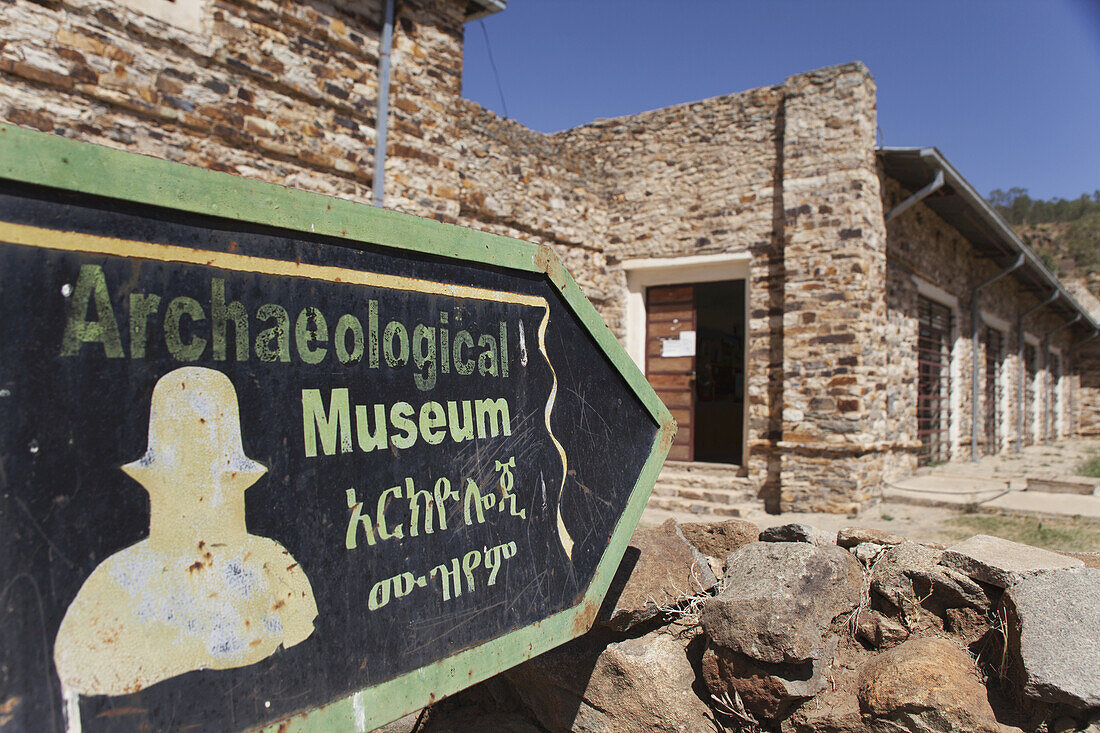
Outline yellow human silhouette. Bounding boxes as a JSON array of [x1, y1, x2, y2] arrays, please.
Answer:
[[54, 367, 318, 697]]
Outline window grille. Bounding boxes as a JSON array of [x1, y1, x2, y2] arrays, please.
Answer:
[[917, 296, 953, 465], [983, 327, 1002, 455]]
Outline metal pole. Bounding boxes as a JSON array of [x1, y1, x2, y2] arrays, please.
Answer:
[[1016, 291, 1059, 453], [970, 255, 1023, 461], [372, 0, 395, 208], [886, 170, 944, 223]]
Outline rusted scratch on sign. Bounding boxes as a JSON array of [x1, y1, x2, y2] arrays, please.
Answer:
[[0, 695, 22, 727], [0, 574, 59, 733], [571, 599, 601, 636], [534, 244, 568, 292], [659, 414, 678, 452], [13, 497, 77, 569]]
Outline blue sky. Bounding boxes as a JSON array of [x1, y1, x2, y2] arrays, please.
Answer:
[[462, 1, 1100, 202]]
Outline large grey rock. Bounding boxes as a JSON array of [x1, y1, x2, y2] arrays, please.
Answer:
[[760, 522, 836, 546], [781, 693, 864, 733], [704, 542, 862, 664], [1000, 567, 1100, 709], [702, 637, 837, 721], [598, 518, 717, 631], [782, 633, 877, 733], [837, 526, 907, 549], [857, 637, 1000, 733], [870, 541, 990, 621], [679, 518, 760, 560], [940, 534, 1083, 588], [854, 542, 887, 566], [855, 609, 909, 649], [505, 630, 714, 733]]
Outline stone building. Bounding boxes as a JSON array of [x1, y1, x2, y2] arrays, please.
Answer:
[[3, 0, 1097, 513]]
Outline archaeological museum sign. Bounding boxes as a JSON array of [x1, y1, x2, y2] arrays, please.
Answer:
[[0, 124, 673, 731]]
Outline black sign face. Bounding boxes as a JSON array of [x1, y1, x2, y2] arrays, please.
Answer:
[[0, 180, 661, 731]]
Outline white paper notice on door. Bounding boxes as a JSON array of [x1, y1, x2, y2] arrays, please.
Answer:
[[660, 330, 696, 358]]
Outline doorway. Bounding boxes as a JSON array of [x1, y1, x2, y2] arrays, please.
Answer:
[[645, 280, 745, 464]]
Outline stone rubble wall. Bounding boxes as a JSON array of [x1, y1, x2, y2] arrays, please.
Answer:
[[555, 82, 787, 506], [0, 0, 629, 325], [528, 64, 1092, 510], [452, 102, 621, 331], [556, 81, 789, 506], [397, 518, 1100, 733]]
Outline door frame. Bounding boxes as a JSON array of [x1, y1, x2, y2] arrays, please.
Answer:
[[622, 253, 751, 465]]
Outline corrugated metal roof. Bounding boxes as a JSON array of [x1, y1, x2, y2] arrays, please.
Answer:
[[878, 146, 1098, 337], [465, 0, 506, 21]]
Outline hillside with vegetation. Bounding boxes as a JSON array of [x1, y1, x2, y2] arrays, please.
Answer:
[[988, 188, 1100, 301]]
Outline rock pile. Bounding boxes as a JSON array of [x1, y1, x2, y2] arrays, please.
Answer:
[[387, 519, 1100, 733]]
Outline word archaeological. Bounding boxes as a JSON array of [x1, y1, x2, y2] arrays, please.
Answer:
[[59, 265, 512, 391]]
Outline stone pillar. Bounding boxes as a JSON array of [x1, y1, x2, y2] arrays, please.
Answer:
[[775, 63, 890, 512]]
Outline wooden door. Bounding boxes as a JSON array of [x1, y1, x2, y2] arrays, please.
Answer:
[[646, 285, 695, 460]]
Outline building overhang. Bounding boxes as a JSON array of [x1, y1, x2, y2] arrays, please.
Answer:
[[878, 146, 1099, 337], [464, 0, 506, 21]]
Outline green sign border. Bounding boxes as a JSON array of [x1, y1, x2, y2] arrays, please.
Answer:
[[0, 123, 675, 731]]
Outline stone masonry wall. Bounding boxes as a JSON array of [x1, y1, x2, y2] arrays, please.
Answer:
[[544, 63, 891, 513], [452, 102, 620, 330], [882, 173, 1079, 471], [0, 0, 466, 221], [554, 82, 787, 505]]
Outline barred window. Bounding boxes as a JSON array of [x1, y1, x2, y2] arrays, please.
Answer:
[[917, 296, 953, 465]]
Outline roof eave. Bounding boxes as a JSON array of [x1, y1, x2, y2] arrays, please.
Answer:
[[464, 0, 506, 21], [878, 146, 1100, 335]]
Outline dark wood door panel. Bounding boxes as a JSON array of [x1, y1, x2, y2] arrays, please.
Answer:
[[647, 284, 695, 461]]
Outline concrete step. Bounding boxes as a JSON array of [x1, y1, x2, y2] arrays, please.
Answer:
[[653, 461, 757, 515], [656, 460, 754, 492], [650, 483, 752, 505], [646, 494, 747, 518]]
